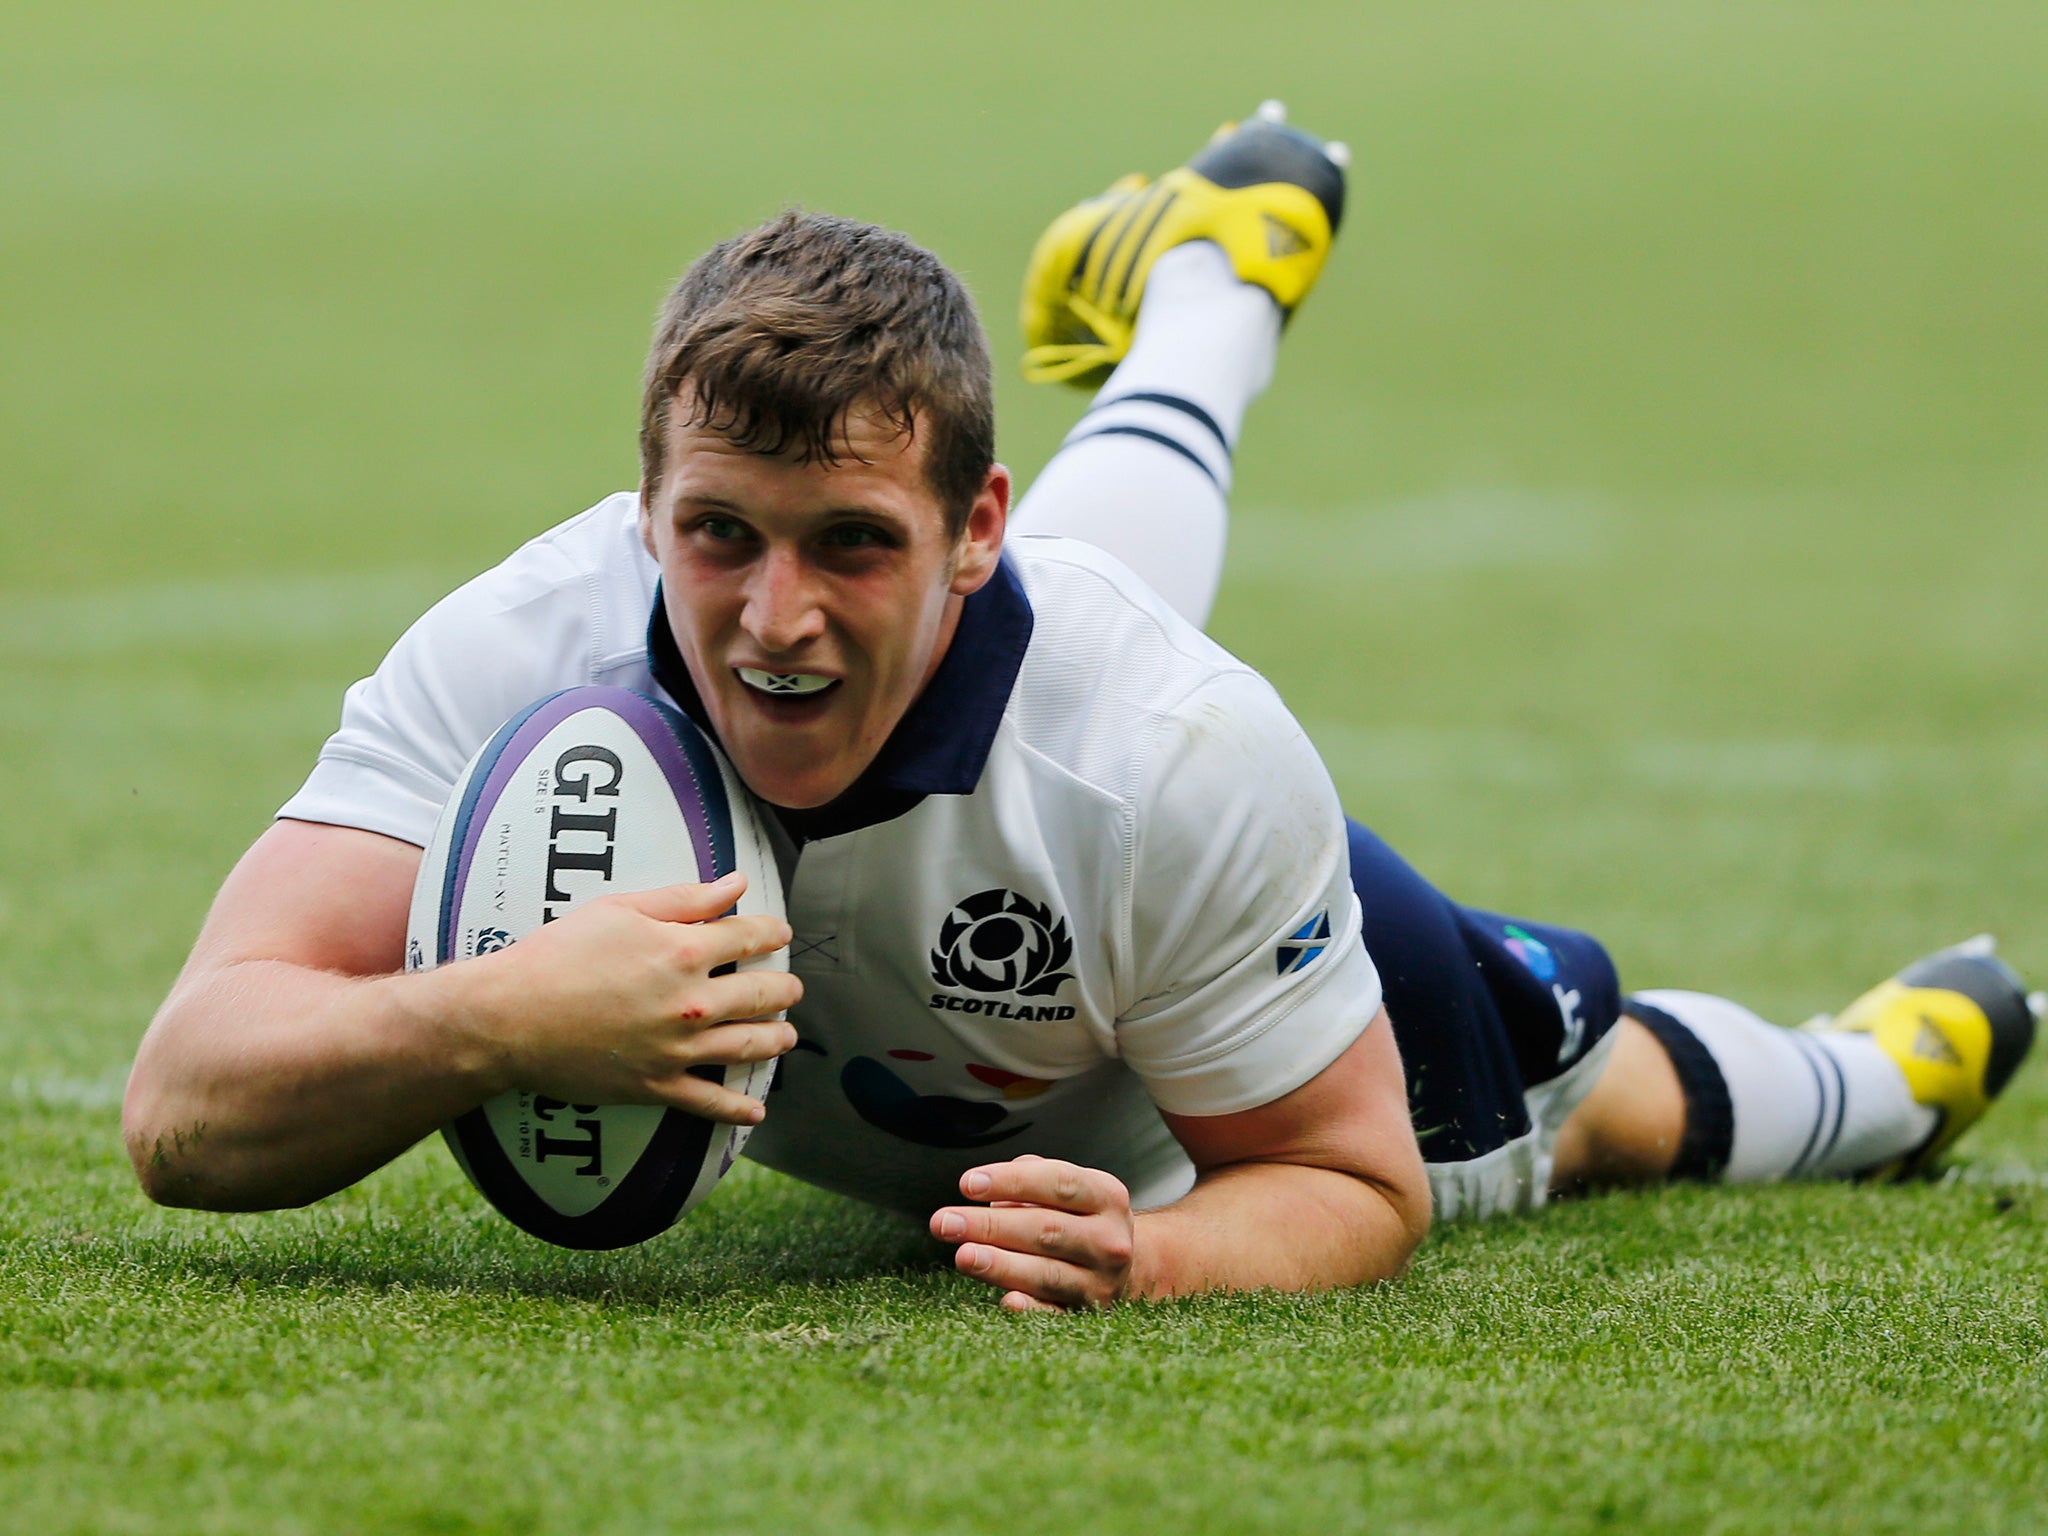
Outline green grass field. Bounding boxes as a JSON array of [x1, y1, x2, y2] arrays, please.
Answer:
[[5, 3, 2046, 1531]]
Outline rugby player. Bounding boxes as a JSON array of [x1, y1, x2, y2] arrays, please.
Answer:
[[125, 106, 2039, 1311]]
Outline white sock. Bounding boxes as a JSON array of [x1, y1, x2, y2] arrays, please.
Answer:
[[1631, 989, 1938, 1181], [1010, 242, 1281, 629]]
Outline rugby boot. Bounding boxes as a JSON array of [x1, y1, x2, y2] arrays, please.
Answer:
[[1020, 99, 1348, 387], [1803, 935, 2041, 1178]]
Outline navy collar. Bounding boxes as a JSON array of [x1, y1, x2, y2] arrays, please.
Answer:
[[644, 555, 1035, 840]]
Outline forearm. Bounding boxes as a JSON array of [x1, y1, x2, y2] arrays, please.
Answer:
[[125, 958, 506, 1211], [1129, 1158, 1429, 1299], [126, 869, 801, 1212]]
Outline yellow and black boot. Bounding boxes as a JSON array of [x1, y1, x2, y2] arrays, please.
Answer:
[[1021, 101, 1348, 388]]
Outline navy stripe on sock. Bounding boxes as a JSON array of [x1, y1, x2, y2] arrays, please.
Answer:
[[1626, 998, 1734, 1181], [1085, 390, 1233, 460], [1787, 1032, 1850, 1175], [1784, 1032, 1836, 1177], [1059, 423, 1222, 489], [1816, 1044, 1849, 1169]]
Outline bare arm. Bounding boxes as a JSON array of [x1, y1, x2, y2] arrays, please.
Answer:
[[1137, 1009, 1429, 1296], [929, 1012, 1430, 1308], [124, 818, 800, 1211]]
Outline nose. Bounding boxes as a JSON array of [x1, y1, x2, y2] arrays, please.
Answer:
[[739, 543, 826, 655]]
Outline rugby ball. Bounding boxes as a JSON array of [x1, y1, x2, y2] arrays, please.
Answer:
[[405, 685, 786, 1249]]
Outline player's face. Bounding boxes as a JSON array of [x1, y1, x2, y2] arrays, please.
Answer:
[[642, 399, 1008, 810]]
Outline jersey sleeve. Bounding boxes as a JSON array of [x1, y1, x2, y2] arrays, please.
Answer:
[[1114, 668, 1382, 1118], [275, 542, 600, 848]]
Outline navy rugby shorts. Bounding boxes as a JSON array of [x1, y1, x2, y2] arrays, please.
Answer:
[[1345, 819, 1622, 1212]]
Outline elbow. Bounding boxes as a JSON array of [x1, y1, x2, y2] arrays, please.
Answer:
[[122, 1023, 256, 1211], [122, 1084, 337, 1213], [1388, 1139, 1436, 1273], [123, 974, 343, 1213], [122, 1073, 256, 1212], [1386, 1169, 1434, 1275], [126, 1134, 202, 1209], [124, 1122, 301, 1212], [1352, 1158, 1432, 1284], [131, 1157, 204, 1210], [124, 1026, 207, 1208], [122, 1069, 178, 1205], [122, 1096, 215, 1210]]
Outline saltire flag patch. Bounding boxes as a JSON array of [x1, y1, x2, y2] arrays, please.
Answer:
[[1276, 911, 1332, 975]]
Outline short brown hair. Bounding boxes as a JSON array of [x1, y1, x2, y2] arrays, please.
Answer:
[[639, 210, 994, 536]]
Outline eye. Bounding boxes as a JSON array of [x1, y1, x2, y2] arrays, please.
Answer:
[[819, 522, 892, 549], [698, 514, 749, 541]]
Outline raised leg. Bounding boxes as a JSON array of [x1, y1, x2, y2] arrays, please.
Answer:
[[1010, 104, 1343, 627], [1011, 242, 1277, 628]]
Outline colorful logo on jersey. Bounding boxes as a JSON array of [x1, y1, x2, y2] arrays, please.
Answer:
[[929, 889, 1074, 997], [1276, 911, 1332, 975], [1503, 925, 1557, 982], [839, 1054, 1035, 1150]]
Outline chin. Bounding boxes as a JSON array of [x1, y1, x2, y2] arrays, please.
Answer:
[[728, 754, 855, 812]]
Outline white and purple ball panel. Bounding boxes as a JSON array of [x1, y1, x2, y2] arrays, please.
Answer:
[[405, 685, 784, 1249]]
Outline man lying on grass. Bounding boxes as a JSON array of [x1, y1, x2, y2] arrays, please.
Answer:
[[126, 106, 2039, 1310]]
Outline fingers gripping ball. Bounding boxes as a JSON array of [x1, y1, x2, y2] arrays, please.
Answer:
[[406, 686, 787, 1249]]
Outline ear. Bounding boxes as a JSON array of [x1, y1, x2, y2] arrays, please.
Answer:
[[947, 463, 1011, 597]]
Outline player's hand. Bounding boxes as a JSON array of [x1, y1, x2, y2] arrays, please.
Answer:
[[455, 871, 801, 1124], [929, 1154, 1135, 1311]]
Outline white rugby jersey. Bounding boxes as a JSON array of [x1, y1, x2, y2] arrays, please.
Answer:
[[281, 493, 1381, 1214]]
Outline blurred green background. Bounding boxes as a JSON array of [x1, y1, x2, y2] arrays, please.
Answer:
[[4, 3, 2045, 1532]]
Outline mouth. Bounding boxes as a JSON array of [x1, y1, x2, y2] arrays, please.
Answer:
[[736, 667, 840, 699]]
